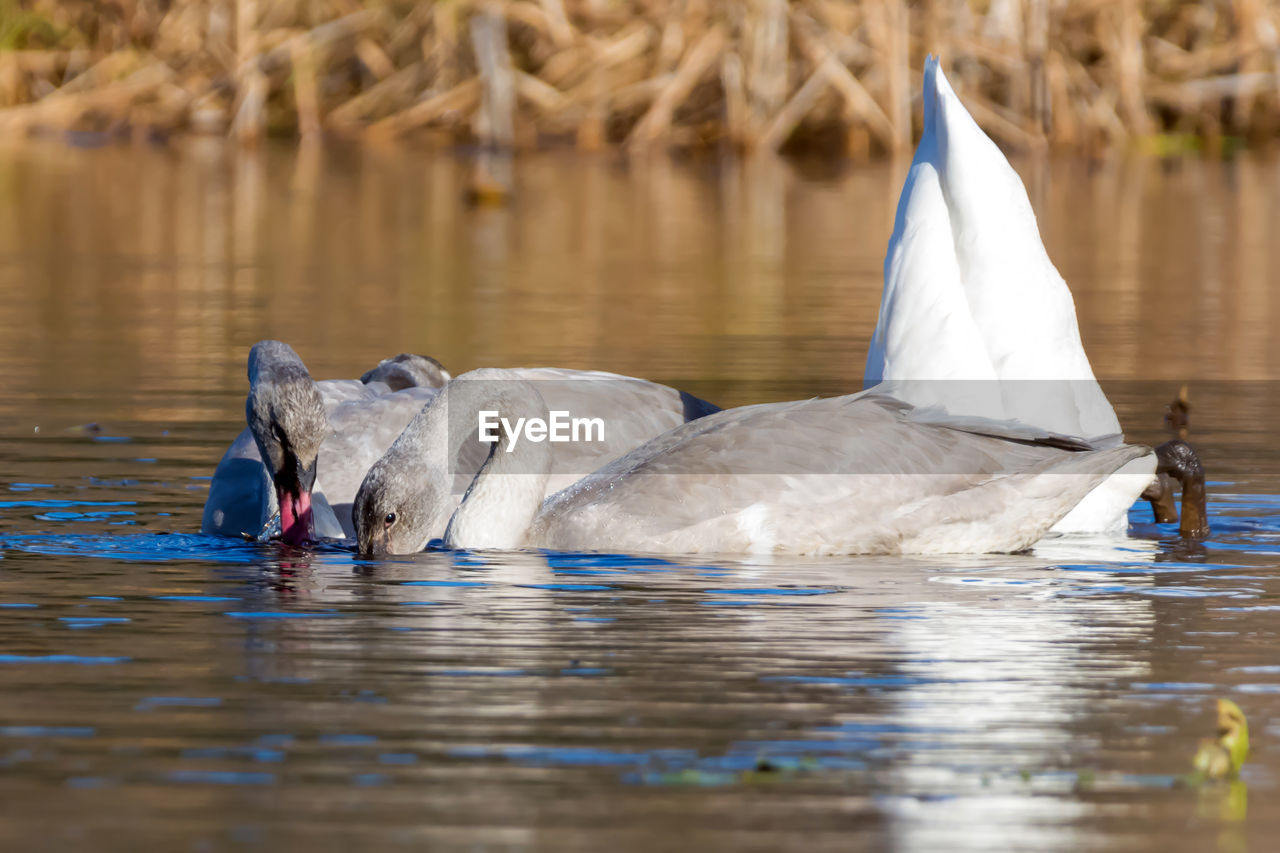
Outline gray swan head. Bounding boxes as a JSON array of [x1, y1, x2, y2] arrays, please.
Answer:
[[360, 353, 451, 392], [352, 398, 460, 558], [352, 453, 450, 558], [245, 340, 328, 546]]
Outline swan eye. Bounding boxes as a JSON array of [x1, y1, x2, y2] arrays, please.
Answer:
[[384, 512, 397, 527]]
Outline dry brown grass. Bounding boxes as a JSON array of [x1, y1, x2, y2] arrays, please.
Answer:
[[0, 1, 1277, 157]]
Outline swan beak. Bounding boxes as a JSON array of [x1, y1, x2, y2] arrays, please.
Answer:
[[357, 530, 388, 559], [276, 457, 317, 547]]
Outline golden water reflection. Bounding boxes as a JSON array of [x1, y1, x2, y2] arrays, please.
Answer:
[[0, 143, 1277, 430]]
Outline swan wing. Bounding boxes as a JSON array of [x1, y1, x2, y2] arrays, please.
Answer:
[[200, 427, 272, 537], [317, 385, 441, 534], [533, 395, 1147, 555], [896, 399, 1120, 450], [501, 366, 700, 494]]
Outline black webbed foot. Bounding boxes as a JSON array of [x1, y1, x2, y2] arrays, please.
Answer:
[[1152, 439, 1208, 539]]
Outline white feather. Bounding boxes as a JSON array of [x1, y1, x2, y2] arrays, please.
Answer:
[[866, 57, 1148, 533]]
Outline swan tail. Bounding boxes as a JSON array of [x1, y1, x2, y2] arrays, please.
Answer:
[[868, 58, 995, 392], [922, 55, 940, 137], [896, 444, 1151, 554], [919, 57, 1123, 440]]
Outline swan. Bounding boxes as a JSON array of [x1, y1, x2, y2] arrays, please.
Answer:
[[864, 57, 1202, 535], [201, 342, 450, 544], [353, 371, 1150, 557], [203, 344, 720, 546]]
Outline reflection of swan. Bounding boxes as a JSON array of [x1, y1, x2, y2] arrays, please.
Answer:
[[355, 372, 1149, 556], [864, 58, 1154, 534], [204, 345, 719, 546], [202, 342, 449, 545], [878, 573, 1154, 850]]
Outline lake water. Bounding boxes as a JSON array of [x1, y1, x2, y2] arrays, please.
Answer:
[[1, 141, 1280, 850]]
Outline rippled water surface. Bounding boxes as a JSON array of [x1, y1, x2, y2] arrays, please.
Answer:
[[2, 143, 1280, 850]]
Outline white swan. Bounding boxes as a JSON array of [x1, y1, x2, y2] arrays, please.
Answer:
[[203, 344, 720, 545], [865, 57, 1155, 533], [353, 371, 1150, 557]]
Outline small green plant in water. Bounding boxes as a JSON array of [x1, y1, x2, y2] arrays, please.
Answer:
[[1188, 698, 1249, 784]]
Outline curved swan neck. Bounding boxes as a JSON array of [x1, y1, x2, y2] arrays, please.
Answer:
[[374, 389, 453, 493], [354, 390, 455, 555], [245, 340, 327, 547], [443, 379, 552, 550]]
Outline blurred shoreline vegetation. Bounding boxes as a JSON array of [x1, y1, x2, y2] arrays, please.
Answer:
[[0, 1, 1276, 159]]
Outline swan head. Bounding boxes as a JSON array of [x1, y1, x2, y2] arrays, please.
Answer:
[[360, 353, 451, 391], [353, 451, 450, 557], [246, 340, 327, 546]]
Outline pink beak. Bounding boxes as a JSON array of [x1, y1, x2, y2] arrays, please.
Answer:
[[278, 489, 314, 547]]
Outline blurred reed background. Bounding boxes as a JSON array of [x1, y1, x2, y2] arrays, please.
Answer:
[[0, 0, 1277, 158]]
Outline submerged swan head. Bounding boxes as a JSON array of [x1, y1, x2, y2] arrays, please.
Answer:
[[245, 340, 327, 546], [354, 370, 551, 557]]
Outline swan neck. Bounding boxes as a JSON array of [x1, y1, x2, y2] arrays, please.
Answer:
[[443, 383, 551, 549], [365, 392, 456, 550]]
